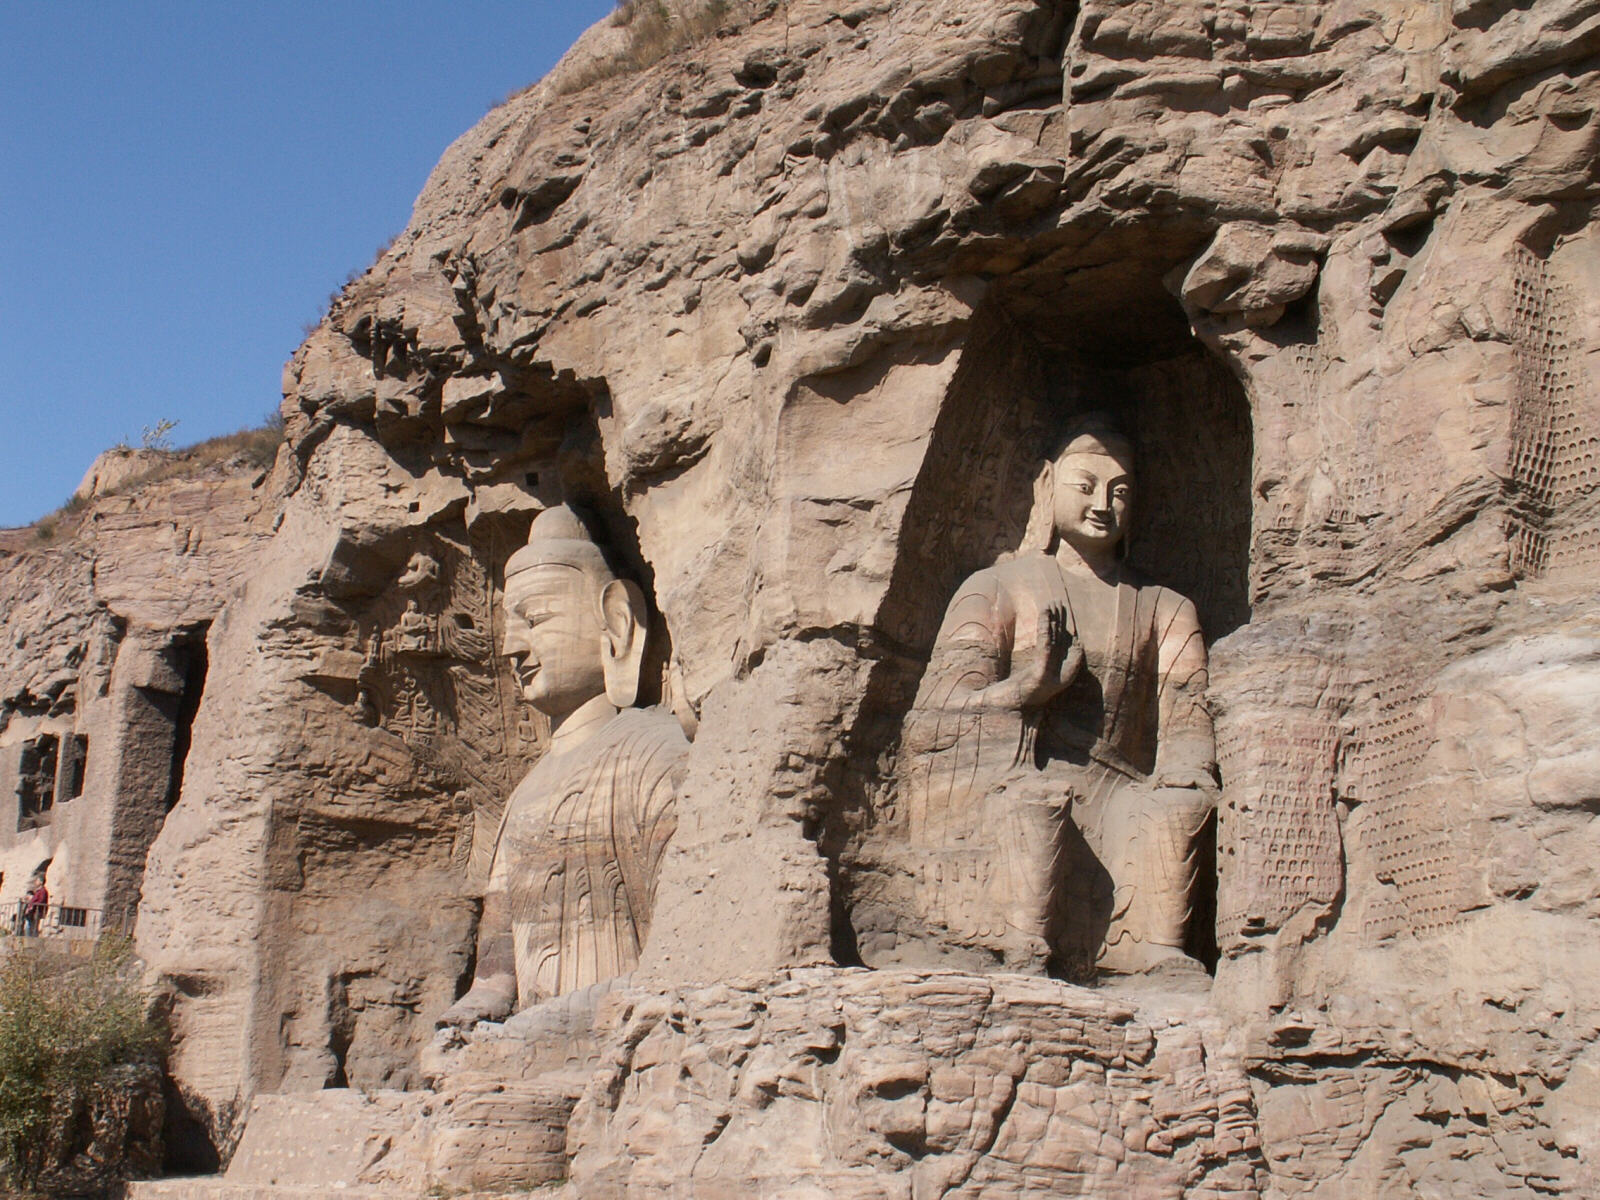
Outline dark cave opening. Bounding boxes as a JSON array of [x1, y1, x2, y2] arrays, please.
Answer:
[[164, 628, 210, 814], [59, 732, 88, 801], [160, 1075, 221, 1177], [16, 733, 59, 831]]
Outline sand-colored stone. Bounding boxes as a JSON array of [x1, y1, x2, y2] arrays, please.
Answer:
[[1, 0, 1596, 1194], [569, 967, 1261, 1198], [857, 415, 1217, 979], [0, 447, 270, 943]]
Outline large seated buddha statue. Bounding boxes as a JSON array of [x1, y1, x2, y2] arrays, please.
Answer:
[[440, 504, 687, 1028], [877, 413, 1217, 977]]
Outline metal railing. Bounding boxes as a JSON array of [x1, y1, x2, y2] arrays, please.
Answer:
[[8, 901, 132, 943]]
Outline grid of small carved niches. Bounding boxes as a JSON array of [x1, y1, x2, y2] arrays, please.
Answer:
[[1507, 248, 1597, 576], [1343, 680, 1464, 943], [1548, 510, 1600, 573], [1290, 339, 1392, 529], [1216, 712, 1344, 944], [1317, 448, 1389, 528], [1509, 521, 1551, 578], [1291, 342, 1322, 410], [1336, 461, 1388, 526], [1355, 807, 1462, 945], [1545, 396, 1600, 500], [1544, 415, 1600, 575]]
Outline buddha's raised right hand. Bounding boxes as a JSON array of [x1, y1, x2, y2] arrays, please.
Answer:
[[1012, 604, 1083, 709]]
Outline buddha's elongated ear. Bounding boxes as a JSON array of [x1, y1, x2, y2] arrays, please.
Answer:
[[598, 578, 648, 708], [1020, 458, 1056, 553]]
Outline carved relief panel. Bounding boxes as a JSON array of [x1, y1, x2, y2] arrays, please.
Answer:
[[354, 524, 547, 881]]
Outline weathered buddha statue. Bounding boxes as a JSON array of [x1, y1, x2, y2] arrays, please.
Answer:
[[439, 504, 687, 1027], [886, 413, 1216, 976]]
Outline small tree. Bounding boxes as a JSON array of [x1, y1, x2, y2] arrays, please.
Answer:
[[0, 939, 164, 1195], [140, 419, 179, 452]]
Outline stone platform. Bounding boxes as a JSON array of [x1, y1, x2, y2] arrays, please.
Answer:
[[125, 1080, 573, 1199], [127, 1185, 401, 1200], [130, 969, 1262, 1199], [567, 967, 1262, 1198], [127, 1186, 570, 1200]]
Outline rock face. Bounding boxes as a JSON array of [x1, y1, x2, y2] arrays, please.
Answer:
[[570, 968, 1262, 1198], [0, 446, 271, 941], [0, 0, 1591, 1194]]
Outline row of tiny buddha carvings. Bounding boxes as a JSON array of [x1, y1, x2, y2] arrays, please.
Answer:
[[439, 412, 1217, 1030]]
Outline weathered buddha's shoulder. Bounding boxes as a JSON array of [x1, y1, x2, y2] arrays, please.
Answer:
[[936, 556, 1060, 637], [1120, 567, 1201, 625], [955, 553, 1057, 600], [991, 552, 1059, 589], [603, 705, 691, 759]]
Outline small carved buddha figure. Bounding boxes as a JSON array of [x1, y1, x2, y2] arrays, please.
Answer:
[[395, 599, 434, 655], [890, 413, 1216, 976], [439, 505, 686, 1027]]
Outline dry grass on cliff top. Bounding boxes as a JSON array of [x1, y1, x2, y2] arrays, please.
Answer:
[[21, 415, 284, 546], [550, 0, 749, 95]]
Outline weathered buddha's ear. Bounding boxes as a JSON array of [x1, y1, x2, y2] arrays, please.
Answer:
[[598, 578, 648, 709], [1020, 459, 1056, 553]]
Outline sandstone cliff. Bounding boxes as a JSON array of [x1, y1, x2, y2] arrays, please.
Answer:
[[33, 0, 1600, 1194], [0, 439, 274, 919]]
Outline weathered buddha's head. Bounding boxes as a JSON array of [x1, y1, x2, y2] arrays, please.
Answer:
[[1025, 413, 1137, 559], [501, 505, 648, 721]]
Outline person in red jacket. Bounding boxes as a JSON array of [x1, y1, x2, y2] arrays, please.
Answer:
[[20, 877, 48, 937]]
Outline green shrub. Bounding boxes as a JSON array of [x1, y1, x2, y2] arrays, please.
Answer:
[[0, 939, 164, 1196]]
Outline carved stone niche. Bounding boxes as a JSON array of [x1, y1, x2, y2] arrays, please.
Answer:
[[266, 513, 548, 1095], [261, 391, 687, 1100], [16, 734, 58, 831], [836, 290, 1253, 982]]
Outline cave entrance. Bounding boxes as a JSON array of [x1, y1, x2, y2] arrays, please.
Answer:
[[163, 628, 209, 814], [16, 734, 59, 831], [103, 624, 212, 931], [59, 733, 88, 803]]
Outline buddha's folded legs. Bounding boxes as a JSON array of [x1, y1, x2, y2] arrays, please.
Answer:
[[988, 773, 1074, 972], [1073, 779, 1213, 973], [893, 770, 1071, 973]]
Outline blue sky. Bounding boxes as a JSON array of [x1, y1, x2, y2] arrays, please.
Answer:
[[1, 2, 614, 527]]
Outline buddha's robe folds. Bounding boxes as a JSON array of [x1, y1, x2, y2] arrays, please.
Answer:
[[488, 706, 687, 1005], [895, 552, 1216, 973]]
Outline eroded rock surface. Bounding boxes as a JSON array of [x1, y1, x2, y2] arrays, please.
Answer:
[[0, 446, 271, 933], [0, 0, 1586, 1195], [570, 968, 1261, 1199]]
